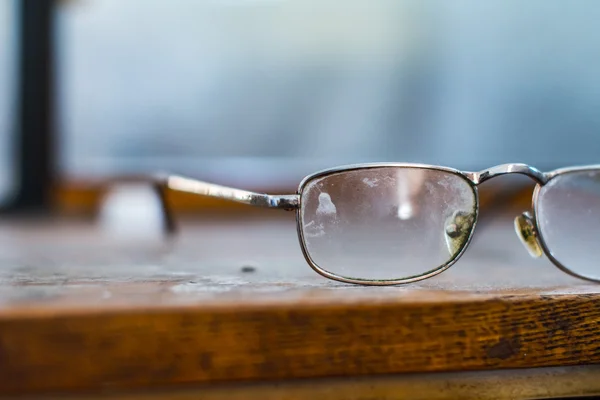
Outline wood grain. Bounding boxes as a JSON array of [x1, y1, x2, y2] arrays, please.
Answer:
[[3, 291, 600, 394], [0, 215, 599, 395]]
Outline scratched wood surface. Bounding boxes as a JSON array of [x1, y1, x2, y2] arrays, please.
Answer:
[[21, 366, 600, 400], [1, 207, 600, 395]]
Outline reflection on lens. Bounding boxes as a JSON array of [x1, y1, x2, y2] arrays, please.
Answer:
[[299, 167, 477, 282], [537, 170, 600, 280]]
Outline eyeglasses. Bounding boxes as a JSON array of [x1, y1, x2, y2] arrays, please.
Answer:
[[163, 163, 600, 286]]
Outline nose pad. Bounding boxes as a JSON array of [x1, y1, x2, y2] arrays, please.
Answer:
[[444, 210, 476, 257], [514, 212, 543, 258]]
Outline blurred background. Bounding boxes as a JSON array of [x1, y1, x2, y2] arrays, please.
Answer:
[[1, 0, 600, 213]]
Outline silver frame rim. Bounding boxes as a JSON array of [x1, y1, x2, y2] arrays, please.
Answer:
[[532, 166, 600, 283], [295, 163, 480, 286]]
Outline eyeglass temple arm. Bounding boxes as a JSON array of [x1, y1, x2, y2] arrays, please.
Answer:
[[163, 175, 300, 210]]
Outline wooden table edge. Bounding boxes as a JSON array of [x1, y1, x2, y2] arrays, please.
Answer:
[[0, 291, 599, 394]]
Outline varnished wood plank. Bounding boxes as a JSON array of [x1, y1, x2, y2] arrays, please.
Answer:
[[2, 290, 600, 395], [24, 366, 600, 400], [0, 217, 599, 394]]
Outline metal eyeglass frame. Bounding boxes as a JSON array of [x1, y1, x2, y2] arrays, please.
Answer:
[[163, 163, 600, 286]]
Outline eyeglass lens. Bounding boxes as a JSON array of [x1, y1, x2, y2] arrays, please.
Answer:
[[536, 170, 600, 280], [299, 167, 477, 282]]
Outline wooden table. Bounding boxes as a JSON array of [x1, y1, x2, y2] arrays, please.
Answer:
[[1, 212, 600, 399]]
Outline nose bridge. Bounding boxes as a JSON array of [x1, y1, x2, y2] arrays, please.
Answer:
[[469, 163, 547, 185]]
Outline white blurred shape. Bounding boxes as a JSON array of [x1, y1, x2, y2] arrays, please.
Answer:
[[395, 169, 425, 220], [316, 192, 337, 215], [99, 183, 164, 239], [398, 202, 413, 220]]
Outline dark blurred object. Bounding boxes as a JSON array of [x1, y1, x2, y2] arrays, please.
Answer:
[[9, 0, 55, 212]]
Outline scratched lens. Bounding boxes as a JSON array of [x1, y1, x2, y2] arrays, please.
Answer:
[[537, 170, 600, 280], [299, 167, 477, 282]]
